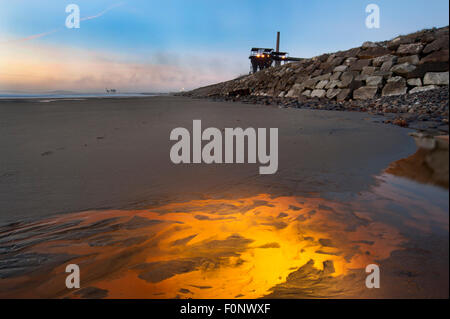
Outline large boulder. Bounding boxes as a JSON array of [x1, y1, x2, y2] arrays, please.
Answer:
[[338, 47, 361, 58], [387, 36, 413, 50], [303, 78, 319, 89], [315, 80, 329, 89], [330, 72, 342, 81], [338, 71, 357, 87], [409, 85, 439, 94], [423, 37, 449, 54], [357, 47, 391, 59], [366, 75, 384, 87], [302, 89, 312, 97], [380, 60, 395, 72], [344, 57, 358, 66], [362, 41, 378, 49], [336, 88, 351, 101], [423, 72, 449, 85], [396, 43, 424, 55], [285, 83, 304, 97], [333, 65, 348, 72], [325, 80, 341, 89], [326, 88, 341, 99], [347, 79, 364, 91], [407, 61, 449, 78], [310, 89, 326, 98], [362, 66, 379, 75], [373, 70, 393, 79], [407, 78, 422, 86], [420, 50, 449, 64], [397, 55, 420, 65], [353, 86, 378, 99], [373, 54, 397, 67], [382, 77, 407, 96], [391, 63, 417, 76], [349, 59, 371, 71], [387, 76, 406, 84], [314, 73, 332, 81]]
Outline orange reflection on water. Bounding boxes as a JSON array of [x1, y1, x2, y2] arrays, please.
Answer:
[[0, 193, 406, 299]]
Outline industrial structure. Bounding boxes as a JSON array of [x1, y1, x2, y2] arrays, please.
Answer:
[[249, 32, 302, 74]]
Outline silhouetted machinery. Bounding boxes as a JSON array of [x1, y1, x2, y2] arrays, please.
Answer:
[[249, 32, 302, 73]]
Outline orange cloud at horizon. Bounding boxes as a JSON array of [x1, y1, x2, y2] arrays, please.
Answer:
[[0, 42, 246, 93]]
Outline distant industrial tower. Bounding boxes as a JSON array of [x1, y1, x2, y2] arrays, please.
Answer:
[[249, 31, 302, 74]]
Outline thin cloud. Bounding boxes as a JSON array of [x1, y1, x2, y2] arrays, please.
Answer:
[[12, 29, 61, 43], [81, 2, 125, 21], [2, 2, 125, 44]]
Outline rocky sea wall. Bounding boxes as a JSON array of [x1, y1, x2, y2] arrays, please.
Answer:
[[186, 26, 449, 102]]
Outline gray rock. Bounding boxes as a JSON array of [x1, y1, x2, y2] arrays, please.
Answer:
[[420, 49, 449, 64], [372, 54, 398, 67], [353, 86, 378, 99], [423, 37, 449, 54], [407, 61, 449, 79], [350, 59, 371, 71], [366, 75, 384, 87], [397, 43, 424, 55], [382, 81, 407, 97], [338, 72, 356, 87], [326, 88, 341, 99], [373, 70, 393, 79], [362, 41, 379, 48], [358, 47, 390, 59], [398, 55, 420, 65], [387, 76, 406, 84], [314, 73, 332, 81], [388, 36, 413, 50], [325, 80, 341, 89], [285, 83, 304, 97], [304, 78, 319, 89], [301, 89, 312, 97], [333, 65, 348, 72], [336, 88, 351, 101], [407, 78, 422, 86], [355, 73, 368, 81], [315, 80, 329, 89], [330, 72, 342, 81], [361, 66, 379, 75], [409, 85, 439, 94], [380, 60, 395, 72], [344, 57, 358, 66], [310, 89, 326, 98], [391, 63, 417, 76], [423, 72, 449, 85]]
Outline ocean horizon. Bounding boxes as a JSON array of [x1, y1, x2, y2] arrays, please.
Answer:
[[0, 92, 164, 100]]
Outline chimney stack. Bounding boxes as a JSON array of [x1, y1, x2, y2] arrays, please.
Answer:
[[275, 31, 281, 66]]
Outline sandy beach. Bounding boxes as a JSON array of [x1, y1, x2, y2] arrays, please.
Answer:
[[0, 96, 447, 298], [0, 96, 416, 225]]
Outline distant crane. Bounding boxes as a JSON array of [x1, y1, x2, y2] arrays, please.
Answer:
[[249, 31, 302, 74]]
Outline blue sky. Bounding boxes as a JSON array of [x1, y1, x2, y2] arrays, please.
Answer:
[[0, 0, 448, 92]]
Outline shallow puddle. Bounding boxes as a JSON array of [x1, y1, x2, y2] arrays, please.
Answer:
[[0, 143, 448, 299]]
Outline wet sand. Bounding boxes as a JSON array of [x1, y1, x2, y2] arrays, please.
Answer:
[[0, 96, 415, 225], [0, 96, 448, 298]]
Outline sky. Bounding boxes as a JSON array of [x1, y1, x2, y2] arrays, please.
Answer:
[[0, 0, 448, 93]]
